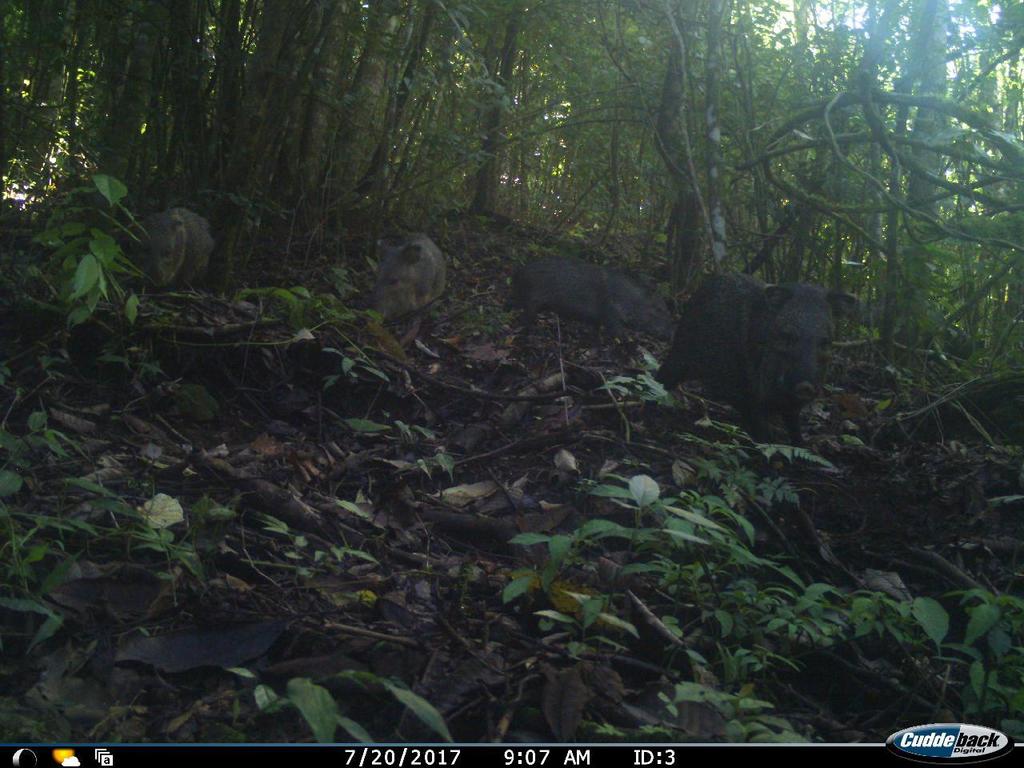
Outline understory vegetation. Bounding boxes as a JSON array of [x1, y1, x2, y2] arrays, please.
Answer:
[[2, 0, 1024, 744]]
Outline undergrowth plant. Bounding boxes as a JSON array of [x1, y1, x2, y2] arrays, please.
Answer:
[[503, 431, 1021, 738], [33, 174, 141, 326]]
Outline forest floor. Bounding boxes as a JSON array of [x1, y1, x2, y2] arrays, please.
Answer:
[[1, 216, 1022, 743]]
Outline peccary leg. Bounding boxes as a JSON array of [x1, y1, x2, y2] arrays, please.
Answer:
[[604, 312, 625, 340], [398, 317, 423, 348], [654, 349, 687, 389], [517, 301, 539, 332], [738, 404, 771, 443], [781, 408, 804, 446]]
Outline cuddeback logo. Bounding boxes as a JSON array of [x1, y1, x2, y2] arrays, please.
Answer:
[[886, 724, 1013, 763]]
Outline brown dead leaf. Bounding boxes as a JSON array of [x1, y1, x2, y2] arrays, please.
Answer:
[[251, 433, 283, 457], [672, 459, 696, 486], [517, 501, 573, 533], [366, 319, 407, 360], [833, 392, 870, 418], [463, 341, 510, 363], [441, 480, 499, 507], [49, 408, 97, 434], [542, 663, 592, 741], [554, 449, 579, 473]]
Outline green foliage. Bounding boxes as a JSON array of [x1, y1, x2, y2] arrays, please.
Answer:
[[235, 285, 358, 331], [503, 434, 1024, 735], [665, 682, 807, 742], [254, 672, 451, 743], [32, 175, 141, 327]]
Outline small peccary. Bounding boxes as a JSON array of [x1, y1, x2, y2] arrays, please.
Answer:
[[656, 273, 857, 444], [371, 234, 446, 320], [135, 208, 214, 288], [510, 256, 672, 338]]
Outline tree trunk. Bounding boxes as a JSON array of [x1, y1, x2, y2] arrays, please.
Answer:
[[356, 0, 436, 200], [331, 0, 391, 208], [97, 0, 160, 184], [212, 0, 243, 188], [704, 0, 727, 264], [655, 26, 707, 289], [469, 9, 522, 214], [297, 0, 347, 209]]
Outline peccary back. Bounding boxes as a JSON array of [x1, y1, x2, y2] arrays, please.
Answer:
[[135, 208, 214, 288], [371, 234, 446, 320], [656, 273, 857, 443], [510, 256, 671, 338], [606, 268, 674, 339]]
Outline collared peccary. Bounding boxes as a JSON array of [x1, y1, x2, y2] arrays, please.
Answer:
[[510, 256, 673, 339], [371, 234, 446, 320], [134, 208, 214, 288], [656, 273, 858, 443]]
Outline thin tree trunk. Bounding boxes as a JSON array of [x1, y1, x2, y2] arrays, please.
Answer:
[[212, 0, 242, 187], [470, 8, 522, 214], [356, 1, 436, 199], [704, 0, 727, 264], [297, 0, 346, 206]]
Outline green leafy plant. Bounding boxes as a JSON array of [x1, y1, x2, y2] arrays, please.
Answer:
[[33, 174, 141, 326], [253, 673, 452, 743]]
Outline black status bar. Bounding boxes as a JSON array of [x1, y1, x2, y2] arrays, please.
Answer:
[[4, 743, 978, 768]]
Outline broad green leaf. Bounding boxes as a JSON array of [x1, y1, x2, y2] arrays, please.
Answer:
[[965, 603, 1000, 646], [911, 597, 949, 646], [70, 253, 101, 300], [141, 493, 185, 529], [28, 612, 63, 652], [337, 716, 372, 743], [547, 534, 571, 564], [661, 504, 725, 531], [587, 484, 633, 499], [629, 474, 660, 507], [0, 597, 54, 614], [343, 418, 390, 433], [255, 684, 285, 713], [502, 575, 535, 603], [125, 294, 139, 324], [93, 174, 127, 206], [535, 609, 575, 624], [381, 680, 452, 742], [0, 470, 23, 497], [287, 678, 339, 743], [663, 529, 710, 546], [509, 532, 551, 546], [597, 612, 639, 638]]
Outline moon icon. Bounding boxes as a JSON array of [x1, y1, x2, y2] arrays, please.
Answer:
[[13, 750, 38, 768]]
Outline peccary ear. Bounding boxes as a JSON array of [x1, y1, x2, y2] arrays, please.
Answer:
[[399, 244, 423, 264], [763, 284, 793, 312], [827, 291, 859, 319]]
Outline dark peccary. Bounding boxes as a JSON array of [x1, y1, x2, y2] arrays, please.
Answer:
[[371, 234, 446, 320], [655, 272, 858, 444], [135, 208, 214, 288], [510, 256, 672, 338]]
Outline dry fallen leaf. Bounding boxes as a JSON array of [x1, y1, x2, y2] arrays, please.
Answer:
[[441, 480, 500, 507], [141, 493, 184, 529], [554, 448, 579, 473]]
